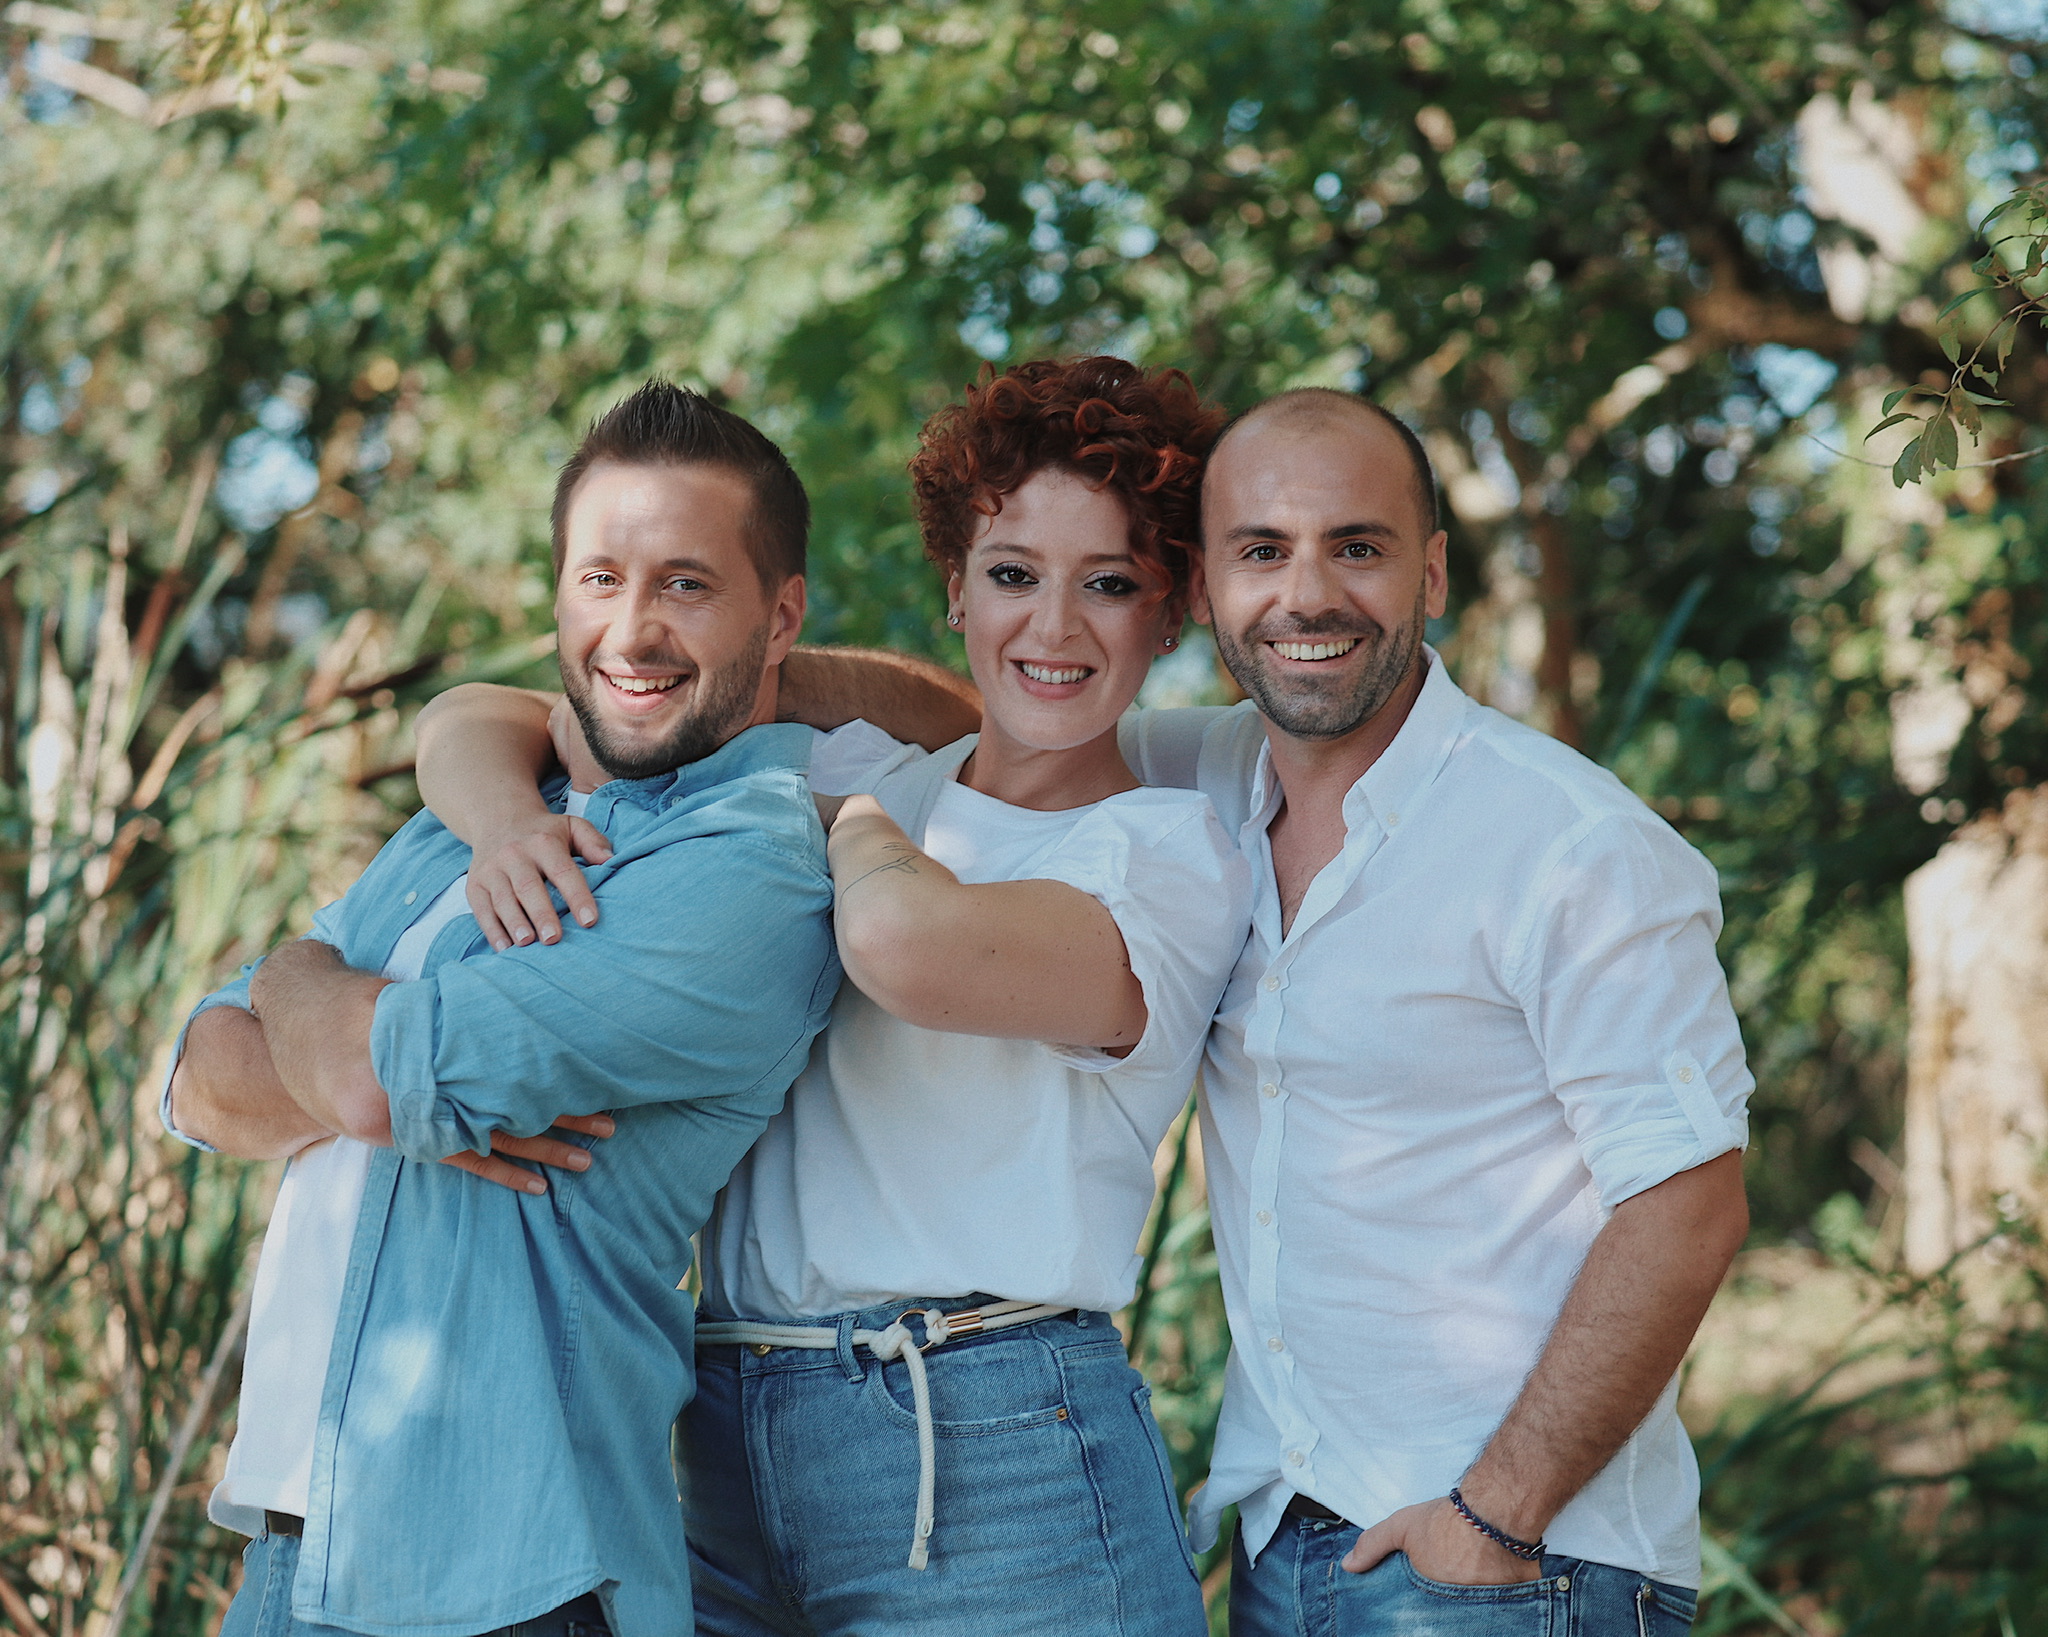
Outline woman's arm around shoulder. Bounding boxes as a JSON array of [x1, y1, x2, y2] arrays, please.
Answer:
[[825, 796, 1146, 1052]]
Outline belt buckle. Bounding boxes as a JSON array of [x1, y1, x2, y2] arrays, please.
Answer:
[[895, 1305, 985, 1349]]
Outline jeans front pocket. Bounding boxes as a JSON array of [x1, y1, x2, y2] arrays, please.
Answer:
[[1381, 1553, 1557, 1635], [870, 1332, 1070, 1435]]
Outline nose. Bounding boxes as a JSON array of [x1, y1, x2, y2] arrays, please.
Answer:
[[1025, 579, 1085, 648], [1271, 551, 1346, 623], [604, 581, 677, 662]]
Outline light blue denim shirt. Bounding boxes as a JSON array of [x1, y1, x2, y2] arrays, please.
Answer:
[[168, 723, 839, 1637]]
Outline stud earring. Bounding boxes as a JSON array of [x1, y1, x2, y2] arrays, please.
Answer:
[[946, 612, 962, 628], [1163, 635, 1179, 650]]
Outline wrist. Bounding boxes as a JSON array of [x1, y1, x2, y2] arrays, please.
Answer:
[[1447, 1484, 1547, 1560]]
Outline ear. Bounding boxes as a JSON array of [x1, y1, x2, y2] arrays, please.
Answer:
[[1188, 551, 1214, 628], [1157, 583, 1190, 653], [765, 575, 807, 668], [944, 569, 964, 627], [1422, 530, 1449, 622]]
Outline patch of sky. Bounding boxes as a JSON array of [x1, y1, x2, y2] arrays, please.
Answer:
[[24, 36, 89, 123], [19, 470, 63, 513], [1225, 99, 1263, 134], [216, 375, 321, 532], [1752, 343, 1838, 417], [958, 286, 1011, 360], [273, 593, 330, 649], [1023, 268, 1063, 305], [1314, 172, 1343, 203], [20, 380, 63, 436], [1703, 447, 1740, 486], [1654, 233, 1691, 275], [1653, 307, 1689, 341], [1464, 409, 1523, 507], [1507, 402, 1551, 443], [1643, 425, 1684, 477], [1116, 223, 1158, 259], [1946, 0, 2048, 40]]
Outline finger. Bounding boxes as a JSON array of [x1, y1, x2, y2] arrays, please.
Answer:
[[466, 876, 513, 954], [491, 1132, 592, 1171], [509, 861, 566, 946], [488, 872, 545, 948], [548, 850, 602, 933], [549, 1113, 616, 1138], [438, 1150, 546, 1195], [568, 815, 613, 865], [1341, 1521, 1398, 1575]]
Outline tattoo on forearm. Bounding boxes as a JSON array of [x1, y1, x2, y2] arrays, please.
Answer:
[[837, 843, 923, 899]]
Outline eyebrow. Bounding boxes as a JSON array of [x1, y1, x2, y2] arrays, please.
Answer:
[[970, 541, 1141, 564], [571, 553, 723, 577], [1225, 520, 1404, 545]]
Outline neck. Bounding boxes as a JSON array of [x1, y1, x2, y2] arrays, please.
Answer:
[[959, 715, 1138, 811], [1262, 651, 1428, 821]]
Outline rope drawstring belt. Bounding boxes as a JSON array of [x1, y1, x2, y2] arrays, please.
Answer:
[[696, 1301, 1072, 1570]]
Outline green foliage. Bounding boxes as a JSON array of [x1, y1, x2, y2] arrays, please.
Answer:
[[2, 0, 2045, 1629]]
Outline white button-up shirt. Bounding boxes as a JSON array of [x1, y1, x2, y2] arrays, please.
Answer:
[[1121, 654, 1750, 1589]]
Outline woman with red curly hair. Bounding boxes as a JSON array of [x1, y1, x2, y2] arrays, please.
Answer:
[[416, 357, 1250, 1635]]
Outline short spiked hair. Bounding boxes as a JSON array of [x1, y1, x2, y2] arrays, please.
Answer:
[[550, 382, 810, 589]]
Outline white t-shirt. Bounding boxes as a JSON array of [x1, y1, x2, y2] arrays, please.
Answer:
[[700, 723, 1252, 1320], [191, 791, 593, 1534]]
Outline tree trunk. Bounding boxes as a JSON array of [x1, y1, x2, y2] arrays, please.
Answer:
[[1902, 788, 2048, 1272]]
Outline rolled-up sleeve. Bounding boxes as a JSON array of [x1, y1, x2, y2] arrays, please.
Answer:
[[372, 834, 836, 1163], [1511, 813, 1752, 1208]]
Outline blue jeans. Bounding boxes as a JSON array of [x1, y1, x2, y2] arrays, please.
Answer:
[[1229, 1514, 1697, 1637], [221, 1529, 610, 1637], [684, 1300, 1206, 1636]]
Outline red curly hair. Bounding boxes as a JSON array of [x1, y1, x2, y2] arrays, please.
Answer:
[[909, 357, 1225, 594]]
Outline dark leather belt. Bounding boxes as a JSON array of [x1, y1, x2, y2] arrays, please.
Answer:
[[265, 1510, 304, 1536], [1286, 1492, 1350, 1525]]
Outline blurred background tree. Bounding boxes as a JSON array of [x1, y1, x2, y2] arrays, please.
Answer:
[[2, 0, 2043, 1631]]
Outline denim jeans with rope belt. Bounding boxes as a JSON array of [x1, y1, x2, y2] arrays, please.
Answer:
[[685, 1298, 1205, 1637]]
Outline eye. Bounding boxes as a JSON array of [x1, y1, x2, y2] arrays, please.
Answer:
[[584, 570, 623, 588], [987, 562, 1038, 588], [1338, 539, 1381, 560], [665, 575, 707, 593], [1084, 572, 1141, 597], [1245, 543, 1281, 562]]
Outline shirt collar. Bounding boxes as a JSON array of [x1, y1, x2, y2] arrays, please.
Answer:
[[562, 721, 815, 814], [1243, 645, 1470, 838]]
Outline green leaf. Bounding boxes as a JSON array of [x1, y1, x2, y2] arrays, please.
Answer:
[[1926, 413, 1960, 472], [1868, 411, 1920, 437], [1953, 394, 1981, 437], [1960, 389, 2007, 407], [1939, 330, 1961, 363], [1881, 387, 1912, 414], [1893, 434, 1924, 487], [1938, 287, 1986, 320]]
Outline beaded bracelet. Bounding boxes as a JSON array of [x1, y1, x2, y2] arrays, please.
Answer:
[[1447, 1487, 1545, 1562]]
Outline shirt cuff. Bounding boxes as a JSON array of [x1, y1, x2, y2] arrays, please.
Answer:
[[371, 977, 486, 1162], [160, 985, 256, 1152]]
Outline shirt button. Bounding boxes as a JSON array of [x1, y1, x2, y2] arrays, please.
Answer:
[[1678, 1065, 1696, 1084], [1261, 1082, 1278, 1099], [1263, 975, 1281, 992], [1385, 810, 1400, 827], [1256, 1209, 1273, 1226], [403, 890, 418, 905], [1267, 1336, 1284, 1352], [751, 1343, 772, 1357], [1287, 1449, 1305, 1466]]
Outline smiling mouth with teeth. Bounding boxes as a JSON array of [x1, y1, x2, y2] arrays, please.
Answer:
[[1268, 639, 1361, 662], [603, 672, 686, 695], [1017, 661, 1094, 685]]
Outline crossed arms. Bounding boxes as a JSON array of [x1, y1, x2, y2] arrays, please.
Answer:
[[170, 945, 605, 1192]]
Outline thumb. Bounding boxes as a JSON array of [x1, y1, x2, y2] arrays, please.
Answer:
[[568, 815, 614, 863], [1341, 1516, 1401, 1576]]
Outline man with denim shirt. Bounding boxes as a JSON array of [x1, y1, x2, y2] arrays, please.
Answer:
[[165, 384, 839, 1637]]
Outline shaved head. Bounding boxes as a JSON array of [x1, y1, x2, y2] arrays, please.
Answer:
[[1205, 389, 1439, 540]]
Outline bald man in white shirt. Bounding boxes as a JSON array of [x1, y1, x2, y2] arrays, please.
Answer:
[[1112, 389, 1749, 1636]]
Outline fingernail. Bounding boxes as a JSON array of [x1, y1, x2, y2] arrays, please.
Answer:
[[514, 930, 532, 945], [541, 931, 559, 945], [525, 1179, 546, 1195], [569, 1152, 590, 1169], [491, 939, 509, 953], [595, 1118, 615, 1136], [577, 910, 596, 927]]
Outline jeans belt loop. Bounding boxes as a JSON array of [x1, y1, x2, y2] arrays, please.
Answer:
[[833, 1309, 863, 1383]]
